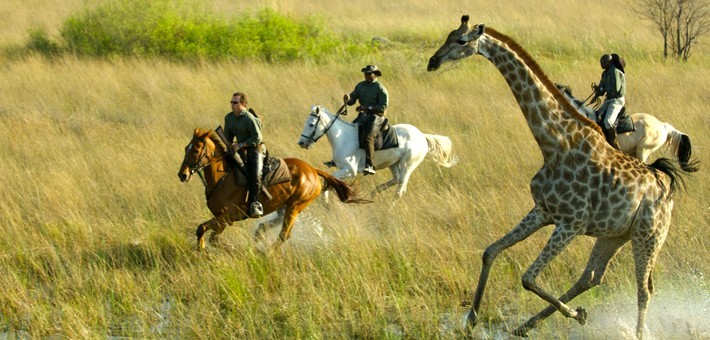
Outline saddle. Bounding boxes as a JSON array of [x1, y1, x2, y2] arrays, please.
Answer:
[[232, 156, 292, 199], [357, 118, 400, 150], [597, 107, 635, 133]]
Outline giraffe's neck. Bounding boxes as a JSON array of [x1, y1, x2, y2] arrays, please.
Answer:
[[479, 34, 584, 162]]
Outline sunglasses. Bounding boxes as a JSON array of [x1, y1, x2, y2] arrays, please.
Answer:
[[230, 101, 240, 104]]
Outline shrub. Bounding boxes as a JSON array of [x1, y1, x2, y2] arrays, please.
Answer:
[[53, 0, 369, 62], [26, 28, 61, 56]]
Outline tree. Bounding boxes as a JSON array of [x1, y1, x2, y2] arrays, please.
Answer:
[[635, 0, 710, 61]]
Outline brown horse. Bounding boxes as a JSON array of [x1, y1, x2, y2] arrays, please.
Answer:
[[178, 128, 366, 252]]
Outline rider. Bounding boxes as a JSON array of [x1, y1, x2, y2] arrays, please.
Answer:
[[224, 92, 265, 218], [593, 54, 626, 150], [342, 65, 389, 175]]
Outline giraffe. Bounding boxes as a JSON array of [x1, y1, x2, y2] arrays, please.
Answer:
[[427, 15, 693, 339]]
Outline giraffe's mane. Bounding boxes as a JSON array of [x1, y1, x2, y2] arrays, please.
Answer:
[[484, 27, 603, 134]]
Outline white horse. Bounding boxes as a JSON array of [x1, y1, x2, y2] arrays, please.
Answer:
[[556, 84, 697, 172], [297, 105, 457, 198]]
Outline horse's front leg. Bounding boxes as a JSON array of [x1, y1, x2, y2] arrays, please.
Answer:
[[196, 217, 228, 252]]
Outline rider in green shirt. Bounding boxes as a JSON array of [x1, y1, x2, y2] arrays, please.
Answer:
[[593, 54, 626, 150], [224, 92, 265, 218], [343, 65, 389, 175]]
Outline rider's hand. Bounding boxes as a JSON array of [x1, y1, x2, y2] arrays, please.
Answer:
[[343, 94, 349, 102]]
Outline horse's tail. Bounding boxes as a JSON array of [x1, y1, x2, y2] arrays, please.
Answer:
[[664, 124, 699, 172], [648, 157, 690, 198], [315, 169, 371, 204], [424, 134, 458, 167]]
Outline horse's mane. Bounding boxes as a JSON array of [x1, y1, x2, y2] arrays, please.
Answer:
[[484, 27, 603, 134], [206, 129, 229, 153], [316, 105, 357, 127]]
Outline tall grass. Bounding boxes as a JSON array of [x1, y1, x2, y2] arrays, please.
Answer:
[[1, 0, 708, 338]]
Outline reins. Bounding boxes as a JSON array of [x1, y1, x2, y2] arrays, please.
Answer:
[[586, 82, 601, 110], [300, 103, 348, 144]]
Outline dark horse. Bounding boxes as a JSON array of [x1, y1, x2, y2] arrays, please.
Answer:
[[178, 128, 366, 252]]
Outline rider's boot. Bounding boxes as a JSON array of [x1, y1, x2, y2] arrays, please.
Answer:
[[602, 126, 620, 150], [363, 141, 376, 176], [246, 147, 265, 218]]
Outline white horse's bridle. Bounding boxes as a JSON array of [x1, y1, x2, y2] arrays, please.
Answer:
[[300, 105, 348, 144]]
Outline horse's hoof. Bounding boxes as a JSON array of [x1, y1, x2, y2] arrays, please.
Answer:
[[574, 307, 587, 325]]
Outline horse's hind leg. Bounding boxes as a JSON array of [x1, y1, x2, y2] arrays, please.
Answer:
[[372, 167, 400, 197], [372, 179, 397, 197], [270, 206, 303, 253], [254, 208, 285, 243], [631, 204, 672, 339]]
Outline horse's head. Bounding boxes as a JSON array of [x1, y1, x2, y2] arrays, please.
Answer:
[[178, 128, 216, 183], [428, 15, 484, 71], [297, 105, 329, 149], [555, 83, 597, 120]]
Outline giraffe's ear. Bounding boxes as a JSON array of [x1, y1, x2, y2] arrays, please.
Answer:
[[461, 15, 469, 24], [477, 24, 485, 35]]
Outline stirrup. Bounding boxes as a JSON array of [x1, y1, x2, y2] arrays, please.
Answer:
[[249, 202, 263, 218]]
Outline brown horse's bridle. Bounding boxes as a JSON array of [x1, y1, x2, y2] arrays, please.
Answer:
[[183, 138, 234, 199], [300, 104, 348, 144], [182, 140, 216, 187]]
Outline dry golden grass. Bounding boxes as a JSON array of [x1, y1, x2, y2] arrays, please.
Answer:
[[1, 0, 708, 338]]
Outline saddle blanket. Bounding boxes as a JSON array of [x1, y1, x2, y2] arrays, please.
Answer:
[[234, 156, 292, 188]]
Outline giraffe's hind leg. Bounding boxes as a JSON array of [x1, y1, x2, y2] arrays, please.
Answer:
[[631, 203, 672, 340], [513, 237, 629, 336]]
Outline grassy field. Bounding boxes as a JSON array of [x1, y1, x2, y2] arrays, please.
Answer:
[[1, 0, 708, 338]]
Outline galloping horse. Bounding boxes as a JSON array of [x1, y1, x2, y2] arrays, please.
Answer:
[[556, 84, 697, 172], [178, 128, 366, 252], [297, 105, 457, 198]]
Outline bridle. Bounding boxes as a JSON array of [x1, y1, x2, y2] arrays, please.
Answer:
[[182, 138, 230, 190], [300, 104, 347, 144]]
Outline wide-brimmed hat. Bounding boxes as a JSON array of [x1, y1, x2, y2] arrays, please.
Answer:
[[360, 65, 382, 76]]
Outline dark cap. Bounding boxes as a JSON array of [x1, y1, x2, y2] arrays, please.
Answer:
[[360, 65, 382, 76]]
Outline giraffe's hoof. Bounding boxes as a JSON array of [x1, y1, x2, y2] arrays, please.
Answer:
[[574, 307, 587, 325], [512, 325, 531, 337], [464, 309, 478, 329]]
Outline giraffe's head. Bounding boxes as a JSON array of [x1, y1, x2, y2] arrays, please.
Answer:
[[427, 15, 485, 72]]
